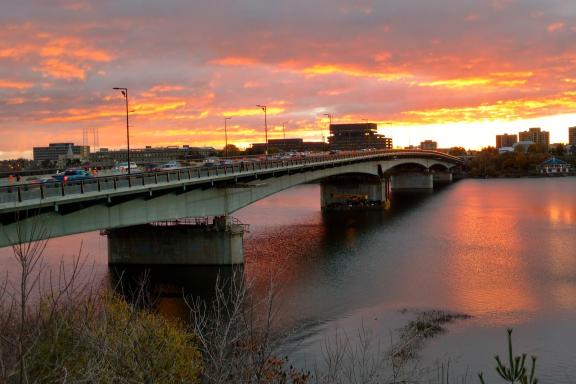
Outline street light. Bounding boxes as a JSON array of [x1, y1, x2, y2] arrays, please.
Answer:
[[282, 121, 288, 149], [323, 113, 332, 149], [224, 117, 232, 158], [112, 87, 131, 175], [256, 104, 268, 156]]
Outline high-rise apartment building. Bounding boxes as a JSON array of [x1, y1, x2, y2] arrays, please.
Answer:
[[518, 128, 549, 147], [569, 126, 576, 146], [496, 133, 518, 148]]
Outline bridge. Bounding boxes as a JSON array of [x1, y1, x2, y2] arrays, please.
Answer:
[[0, 150, 462, 262]]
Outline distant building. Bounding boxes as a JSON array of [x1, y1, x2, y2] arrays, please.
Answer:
[[249, 139, 327, 153], [33, 143, 90, 163], [518, 128, 549, 147], [328, 123, 392, 150], [540, 157, 571, 175], [498, 147, 515, 154], [419, 140, 437, 150], [512, 140, 535, 153], [496, 133, 518, 148], [89, 146, 216, 166], [569, 126, 576, 146]]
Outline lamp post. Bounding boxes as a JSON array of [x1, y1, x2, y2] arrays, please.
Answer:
[[323, 113, 332, 150], [256, 104, 268, 157], [112, 87, 130, 175], [282, 121, 288, 149], [224, 117, 232, 158]]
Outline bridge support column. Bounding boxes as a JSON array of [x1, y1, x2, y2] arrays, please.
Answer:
[[432, 171, 453, 185], [390, 173, 433, 190], [107, 217, 246, 265], [320, 175, 390, 210]]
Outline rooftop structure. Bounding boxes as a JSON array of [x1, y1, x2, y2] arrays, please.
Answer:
[[328, 123, 392, 150]]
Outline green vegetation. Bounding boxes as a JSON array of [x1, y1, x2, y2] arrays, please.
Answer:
[[19, 293, 203, 383], [465, 146, 575, 177], [478, 329, 538, 384], [0, 220, 203, 383]]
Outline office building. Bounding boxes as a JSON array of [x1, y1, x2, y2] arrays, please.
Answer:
[[328, 123, 392, 150], [420, 140, 438, 150], [249, 139, 327, 153], [89, 146, 216, 166], [33, 143, 90, 163], [496, 133, 518, 148], [518, 128, 549, 147]]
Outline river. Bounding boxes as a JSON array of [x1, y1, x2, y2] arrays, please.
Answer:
[[1, 178, 575, 382]]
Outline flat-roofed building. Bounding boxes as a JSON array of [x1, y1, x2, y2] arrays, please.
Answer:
[[420, 140, 437, 150], [496, 133, 517, 148], [249, 139, 327, 153], [328, 123, 392, 150], [89, 146, 216, 166], [519, 128, 549, 147], [33, 143, 90, 163]]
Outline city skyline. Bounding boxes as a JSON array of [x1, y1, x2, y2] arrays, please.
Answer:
[[1, 0, 576, 159]]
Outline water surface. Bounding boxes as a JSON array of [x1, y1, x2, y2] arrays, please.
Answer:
[[1, 178, 575, 382]]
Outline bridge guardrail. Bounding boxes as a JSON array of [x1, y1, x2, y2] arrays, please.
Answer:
[[0, 150, 462, 205]]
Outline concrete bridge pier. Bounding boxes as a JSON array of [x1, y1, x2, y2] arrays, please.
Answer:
[[107, 217, 247, 265], [390, 172, 434, 190], [320, 174, 391, 210], [432, 171, 453, 185]]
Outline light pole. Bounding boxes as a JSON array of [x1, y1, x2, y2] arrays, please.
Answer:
[[323, 113, 332, 150], [112, 87, 130, 175], [224, 117, 232, 158], [282, 121, 288, 149], [256, 104, 268, 156]]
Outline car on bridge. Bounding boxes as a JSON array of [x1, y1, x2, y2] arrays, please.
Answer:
[[114, 162, 140, 173], [52, 169, 93, 182], [28, 176, 56, 184], [154, 161, 184, 171]]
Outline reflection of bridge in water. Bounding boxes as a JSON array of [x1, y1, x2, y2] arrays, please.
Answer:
[[0, 150, 462, 263]]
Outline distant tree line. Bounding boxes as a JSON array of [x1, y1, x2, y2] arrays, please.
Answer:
[[463, 145, 575, 177]]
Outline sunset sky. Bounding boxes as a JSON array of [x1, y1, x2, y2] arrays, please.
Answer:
[[1, 0, 576, 159]]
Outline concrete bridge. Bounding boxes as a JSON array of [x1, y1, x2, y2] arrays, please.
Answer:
[[0, 150, 462, 262]]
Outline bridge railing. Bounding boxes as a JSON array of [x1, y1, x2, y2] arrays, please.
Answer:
[[0, 150, 461, 205]]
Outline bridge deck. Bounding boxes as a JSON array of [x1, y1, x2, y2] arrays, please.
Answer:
[[0, 150, 462, 214]]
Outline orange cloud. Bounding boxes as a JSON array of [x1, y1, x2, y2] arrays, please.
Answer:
[[223, 107, 285, 117], [211, 56, 257, 66], [416, 72, 533, 89], [401, 93, 576, 124], [35, 59, 86, 80], [148, 85, 185, 93], [299, 64, 411, 81], [40, 37, 112, 61], [41, 100, 187, 123], [0, 79, 34, 89], [547, 22, 565, 32]]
